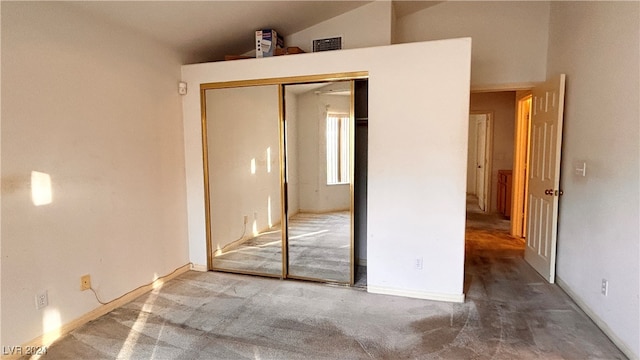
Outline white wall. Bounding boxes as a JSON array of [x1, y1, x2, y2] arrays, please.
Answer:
[[546, 2, 639, 358], [469, 92, 516, 212], [1, 2, 189, 347], [284, 1, 392, 53], [206, 86, 281, 250], [394, 1, 550, 87], [182, 39, 471, 301], [297, 90, 351, 213]]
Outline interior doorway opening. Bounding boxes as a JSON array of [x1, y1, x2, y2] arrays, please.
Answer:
[[469, 112, 493, 211], [465, 91, 525, 260], [466, 91, 533, 238]]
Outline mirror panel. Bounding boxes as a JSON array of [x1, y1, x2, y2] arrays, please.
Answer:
[[284, 81, 353, 283], [206, 85, 283, 276]]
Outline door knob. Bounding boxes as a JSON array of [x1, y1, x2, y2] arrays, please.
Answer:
[[544, 189, 553, 195]]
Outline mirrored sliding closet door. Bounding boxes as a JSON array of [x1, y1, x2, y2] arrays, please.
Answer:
[[203, 74, 364, 285], [284, 81, 354, 284], [205, 85, 283, 277]]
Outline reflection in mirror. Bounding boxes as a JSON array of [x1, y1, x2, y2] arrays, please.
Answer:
[[206, 85, 283, 276], [285, 81, 353, 283]]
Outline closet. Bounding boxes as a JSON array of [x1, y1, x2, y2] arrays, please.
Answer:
[[201, 74, 368, 285]]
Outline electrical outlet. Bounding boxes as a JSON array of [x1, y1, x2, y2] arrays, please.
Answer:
[[35, 290, 48, 310], [415, 257, 423, 270], [81, 274, 91, 291], [601, 279, 608, 296]]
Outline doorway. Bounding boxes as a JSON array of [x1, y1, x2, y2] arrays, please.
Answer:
[[465, 91, 524, 259], [469, 112, 492, 211]]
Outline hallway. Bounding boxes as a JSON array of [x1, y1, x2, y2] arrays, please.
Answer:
[[465, 194, 525, 258]]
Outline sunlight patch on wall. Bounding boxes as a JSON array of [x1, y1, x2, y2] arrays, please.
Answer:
[[267, 147, 272, 173], [41, 308, 61, 347], [31, 171, 52, 206], [252, 219, 258, 237], [251, 158, 256, 174]]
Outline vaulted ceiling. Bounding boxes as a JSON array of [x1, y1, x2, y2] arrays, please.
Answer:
[[69, 1, 442, 64]]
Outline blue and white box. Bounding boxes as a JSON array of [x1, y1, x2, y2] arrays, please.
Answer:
[[256, 29, 284, 58]]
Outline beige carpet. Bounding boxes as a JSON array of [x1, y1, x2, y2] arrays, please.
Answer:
[[212, 211, 351, 283], [33, 201, 627, 359]]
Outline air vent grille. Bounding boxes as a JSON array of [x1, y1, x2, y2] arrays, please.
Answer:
[[313, 37, 342, 52]]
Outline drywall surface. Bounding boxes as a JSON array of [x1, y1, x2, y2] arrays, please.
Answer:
[[546, 2, 639, 358], [206, 86, 281, 250], [183, 39, 471, 301], [296, 91, 350, 213], [285, 1, 392, 53], [1, 2, 189, 347], [470, 92, 516, 212], [395, 1, 550, 87]]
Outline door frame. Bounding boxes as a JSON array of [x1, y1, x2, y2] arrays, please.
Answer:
[[470, 111, 493, 212], [511, 92, 533, 237]]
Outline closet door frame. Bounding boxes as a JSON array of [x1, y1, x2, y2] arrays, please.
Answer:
[[200, 72, 367, 284]]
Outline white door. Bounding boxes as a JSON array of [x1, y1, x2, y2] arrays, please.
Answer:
[[524, 74, 566, 283], [475, 116, 487, 211]]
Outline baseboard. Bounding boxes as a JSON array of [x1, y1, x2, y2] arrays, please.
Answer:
[[556, 276, 638, 360], [214, 223, 282, 257], [367, 285, 465, 303], [297, 208, 350, 214], [1, 263, 192, 360], [191, 263, 208, 272]]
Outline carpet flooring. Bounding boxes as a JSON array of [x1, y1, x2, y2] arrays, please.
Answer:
[[33, 201, 627, 359]]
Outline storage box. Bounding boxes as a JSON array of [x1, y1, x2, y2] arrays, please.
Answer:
[[256, 29, 284, 58]]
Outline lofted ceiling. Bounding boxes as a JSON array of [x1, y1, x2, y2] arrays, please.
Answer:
[[70, 1, 443, 64]]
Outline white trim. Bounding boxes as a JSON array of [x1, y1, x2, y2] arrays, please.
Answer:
[[556, 276, 638, 360], [191, 263, 208, 272], [367, 285, 465, 303]]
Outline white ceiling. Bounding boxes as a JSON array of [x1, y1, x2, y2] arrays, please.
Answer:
[[70, 1, 442, 64]]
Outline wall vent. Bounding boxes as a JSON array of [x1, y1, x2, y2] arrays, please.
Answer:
[[312, 37, 343, 52]]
